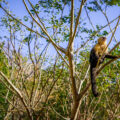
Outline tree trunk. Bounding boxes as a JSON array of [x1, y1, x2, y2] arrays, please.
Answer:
[[71, 100, 79, 120]]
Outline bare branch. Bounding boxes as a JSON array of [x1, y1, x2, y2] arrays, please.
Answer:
[[55, 47, 69, 67], [78, 65, 90, 94], [0, 5, 48, 39], [109, 42, 120, 54], [27, 0, 47, 31], [99, 16, 119, 32], [49, 105, 68, 120], [78, 82, 91, 100], [106, 24, 120, 37], [96, 56, 120, 76], [68, 0, 74, 50], [74, 39, 89, 54], [74, 16, 120, 54], [23, 0, 66, 54], [85, 7, 96, 30], [96, 1, 118, 42], [107, 17, 120, 47], [68, 0, 87, 50], [0, 71, 32, 120]]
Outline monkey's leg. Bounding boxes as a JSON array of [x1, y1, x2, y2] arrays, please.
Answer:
[[105, 54, 118, 59]]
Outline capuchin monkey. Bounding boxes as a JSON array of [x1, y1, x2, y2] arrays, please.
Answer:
[[90, 37, 118, 97]]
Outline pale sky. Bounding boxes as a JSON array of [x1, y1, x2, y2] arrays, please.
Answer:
[[0, 0, 120, 58]]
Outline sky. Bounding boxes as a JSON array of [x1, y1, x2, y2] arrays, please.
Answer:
[[0, 0, 120, 60]]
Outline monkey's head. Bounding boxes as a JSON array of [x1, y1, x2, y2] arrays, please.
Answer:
[[98, 37, 107, 45]]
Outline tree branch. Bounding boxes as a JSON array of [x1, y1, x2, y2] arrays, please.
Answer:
[[85, 7, 96, 30], [109, 42, 120, 54], [96, 1, 118, 42], [0, 71, 32, 120], [68, 0, 74, 51], [96, 56, 120, 76], [74, 16, 120, 54], [78, 82, 91, 100], [103, 17, 120, 56], [0, 5, 48, 40], [23, 0, 66, 54], [27, 0, 47, 31], [68, 0, 86, 50]]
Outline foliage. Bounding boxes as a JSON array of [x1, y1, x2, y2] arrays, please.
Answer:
[[0, 45, 10, 120], [0, 0, 120, 119]]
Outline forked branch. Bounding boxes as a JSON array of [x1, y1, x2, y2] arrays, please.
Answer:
[[22, 0, 66, 54]]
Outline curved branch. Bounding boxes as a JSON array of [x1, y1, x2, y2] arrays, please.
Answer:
[[102, 17, 120, 57], [109, 42, 120, 54], [78, 82, 91, 100], [85, 7, 95, 30], [0, 5, 48, 40], [74, 16, 120, 54], [69, 0, 74, 49], [27, 0, 47, 31], [23, 0, 66, 54], [96, 1, 118, 42], [0, 71, 32, 120], [96, 56, 120, 76], [68, 0, 86, 50]]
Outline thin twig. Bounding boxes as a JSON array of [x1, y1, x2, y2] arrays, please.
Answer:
[[96, 56, 120, 76], [0, 71, 32, 120], [78, 65, 90, 94], [74, 16, 120, 54], [68, 0, 74, 50], [96, 1, 118, 42], [0, 5, 48, 40], [27, 0, 47, 31], [68, 0, 86, 50], [85, 7, 96, 30], [109, 42, 120, 54], [23, 0, 66, 54]]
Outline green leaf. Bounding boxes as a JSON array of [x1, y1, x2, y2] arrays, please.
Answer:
[[87, 7, 94, 11], [24, 16, 28, 21], [23, 37, 29, 43], [103, 31, 108, 35]]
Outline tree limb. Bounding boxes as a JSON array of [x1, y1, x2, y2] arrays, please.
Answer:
[[23, 0, 66, 54], [96, 56, 120, 76], [0, 71, 32, 120], [68, 0, 86, 50], [109, 42, 120, 54], [0, 5, 48, 40]]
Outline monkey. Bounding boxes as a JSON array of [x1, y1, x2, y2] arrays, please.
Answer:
[[89, 37, 118, 97]]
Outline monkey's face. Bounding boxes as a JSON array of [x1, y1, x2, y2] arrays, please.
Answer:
[[98, 37, 107, 45]]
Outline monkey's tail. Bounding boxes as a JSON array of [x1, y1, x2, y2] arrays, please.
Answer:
[[90, 66, 99, 97]]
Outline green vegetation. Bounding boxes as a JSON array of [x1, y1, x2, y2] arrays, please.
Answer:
[[0, 0, 120, 119]]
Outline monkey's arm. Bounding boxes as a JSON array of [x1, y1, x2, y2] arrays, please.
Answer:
[[105, 54, 118, 59]]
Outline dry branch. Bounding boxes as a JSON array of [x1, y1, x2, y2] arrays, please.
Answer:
[[22, 0, 66, 54], [0, 71, 32, 120]]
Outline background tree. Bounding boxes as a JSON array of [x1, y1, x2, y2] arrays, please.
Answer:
[[0, 0, 120, 119]]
